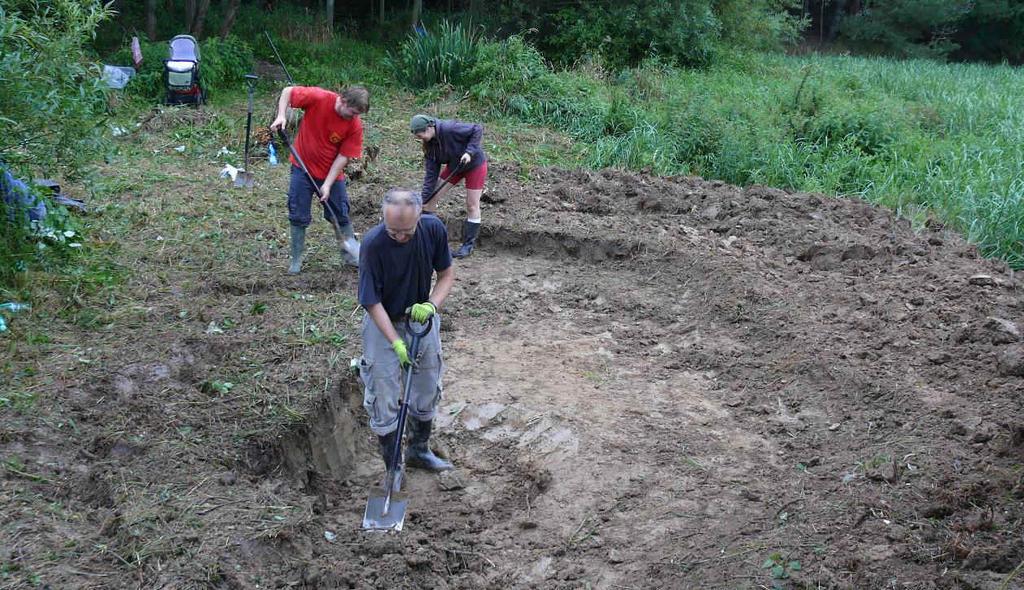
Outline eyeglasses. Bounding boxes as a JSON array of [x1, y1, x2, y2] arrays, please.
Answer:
[[386, 226, 417, 240]]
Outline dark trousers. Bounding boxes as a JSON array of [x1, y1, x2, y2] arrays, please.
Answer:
[[287, 165, 350, 228]]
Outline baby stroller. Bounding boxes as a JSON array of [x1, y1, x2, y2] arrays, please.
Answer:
[[165, 35, 204, 105]]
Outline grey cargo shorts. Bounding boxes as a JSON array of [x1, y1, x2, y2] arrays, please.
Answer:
[[358, 313, 445, 436]]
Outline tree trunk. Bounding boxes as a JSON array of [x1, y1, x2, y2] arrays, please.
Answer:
[[220, 0, 241, 39], [411, 0, 422, 30], [825, 0, 849, 42], [145, 0, 158, 40], [192, 0, 211, 38], [379, 0, 385, 24], [184, 0, 197, 33], [326, 0, 335, 34]]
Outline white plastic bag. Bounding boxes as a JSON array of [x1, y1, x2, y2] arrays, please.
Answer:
[[102, 65, 135, 89]]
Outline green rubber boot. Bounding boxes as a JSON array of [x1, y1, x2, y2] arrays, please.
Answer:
[[333, 223, 360, 267], [288, 224, 306, 274]]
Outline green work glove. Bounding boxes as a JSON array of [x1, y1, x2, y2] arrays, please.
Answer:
[[410, 301, 436, 323], [392, 339, 411, 368]]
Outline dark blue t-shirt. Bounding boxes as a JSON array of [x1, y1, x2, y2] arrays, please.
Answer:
[[358, 214, 452, 318]]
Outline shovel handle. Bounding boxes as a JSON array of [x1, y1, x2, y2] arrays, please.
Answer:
[[243, 74, 258, 172], [382, 314, 434, 502], [391, 316, 433, 437], [404, 314, 433, 339], [276, 128, 346, 235], [423, 161, 467, 206]]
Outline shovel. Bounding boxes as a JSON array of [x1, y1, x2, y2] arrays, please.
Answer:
[[362, 315, 433, 532], [234, 74, 259, 188]]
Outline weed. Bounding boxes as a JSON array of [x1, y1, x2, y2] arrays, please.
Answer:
[[0, 391, 37, 414], [201, 380, 235, 396], [762, 551, 802, 583]]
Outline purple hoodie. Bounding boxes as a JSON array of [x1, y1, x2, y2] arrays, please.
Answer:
[[421, 119, 487, 203]]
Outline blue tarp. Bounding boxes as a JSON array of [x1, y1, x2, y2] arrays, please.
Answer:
[[1, 162, 46, 224]]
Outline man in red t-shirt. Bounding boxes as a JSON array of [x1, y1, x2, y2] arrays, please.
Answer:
[[270, 85, 369, 273]]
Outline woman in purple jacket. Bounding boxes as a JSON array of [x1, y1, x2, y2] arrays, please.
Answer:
[[410, 114, 488, 258]]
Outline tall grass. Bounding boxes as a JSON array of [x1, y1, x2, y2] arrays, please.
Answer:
[[454, 40, 1024, 267]]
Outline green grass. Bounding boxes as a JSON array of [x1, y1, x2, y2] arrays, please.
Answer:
[[456, 42, 1024, 267]]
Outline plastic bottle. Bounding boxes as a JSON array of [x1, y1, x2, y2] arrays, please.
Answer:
[[0, 302, 28, 333], [0, 302, 30, 312], [268, 141, 278, 166]]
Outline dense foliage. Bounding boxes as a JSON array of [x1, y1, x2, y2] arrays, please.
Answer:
[[0, 0, 111, 176], [1, 0, 112, 289], [462, 0, 804, 69], [830, 0, 1024, 62]]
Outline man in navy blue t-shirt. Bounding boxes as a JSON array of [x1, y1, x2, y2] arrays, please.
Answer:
[[357, 189, 455, 487]]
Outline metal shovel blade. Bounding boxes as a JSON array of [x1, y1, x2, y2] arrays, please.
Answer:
[[233, 170, 254, 188], [362, 491, 408, 531]]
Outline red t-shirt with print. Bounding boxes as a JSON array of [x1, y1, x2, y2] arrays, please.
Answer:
[[289, 86, 363, 180]]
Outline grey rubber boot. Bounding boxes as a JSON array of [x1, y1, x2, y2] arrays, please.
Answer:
[[332, 223, 360, 267], [453, 220, 480, 259], [377, 430, 403, 493], [288, 224, 306, 274], [405, 418, 453, 471]]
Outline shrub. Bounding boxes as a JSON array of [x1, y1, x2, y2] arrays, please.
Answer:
[[466, 0, 803, 69], [386, 21, 481, 90], [466, 36, 606, 140], [198, 35, 255, 96], [715, 0, 806, 51], [0, 0, 112, 178], [546, 0, 721, 69]]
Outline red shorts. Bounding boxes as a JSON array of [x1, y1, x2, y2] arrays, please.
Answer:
[[441, 160, 487, 190]]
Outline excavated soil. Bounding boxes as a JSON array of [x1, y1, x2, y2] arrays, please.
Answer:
[[2, 155, 1023, 590]]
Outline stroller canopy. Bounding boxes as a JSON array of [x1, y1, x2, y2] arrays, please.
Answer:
[[168, 35, 200, 62]]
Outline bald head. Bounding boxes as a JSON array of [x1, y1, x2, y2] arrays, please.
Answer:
[[382, 189, 421, 243]]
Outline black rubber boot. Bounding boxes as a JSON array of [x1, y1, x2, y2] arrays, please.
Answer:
[[377, 430, 403, 492], [453, 220, 480, 259], [405, 419, 453, 471]]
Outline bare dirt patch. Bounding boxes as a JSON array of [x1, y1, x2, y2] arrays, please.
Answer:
[[2, 145, 1022, 589]]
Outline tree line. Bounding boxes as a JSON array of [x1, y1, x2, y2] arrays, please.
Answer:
[[111, 0, 1024, 65]]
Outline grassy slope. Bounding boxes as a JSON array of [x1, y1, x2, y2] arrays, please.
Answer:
[[686, 52, 1024, 267], [483, 50, 1024, 267]]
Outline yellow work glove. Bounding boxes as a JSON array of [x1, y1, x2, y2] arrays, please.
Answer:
[[410, 301, 436, 323], [391, 339, 410, 368]]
